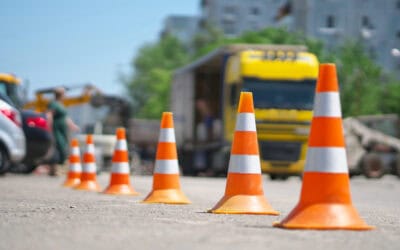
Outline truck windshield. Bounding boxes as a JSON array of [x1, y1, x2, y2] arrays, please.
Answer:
[[242, 78, 316, 110]]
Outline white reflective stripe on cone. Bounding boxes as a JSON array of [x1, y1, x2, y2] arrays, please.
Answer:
[[111, 162, 130, 173], [83, 162, 97, 173], [305, 147, 348, 173], [71, 147, 80, 155], [69, 163, 82, 172], [154, 160, 180, 174], [235, 113, 256, 131], [115, 139, 127, 150], [86, 144, 95, 154], [313, 92, 342, 117], [228, 155, 261, 174], [158, 128, 176, 143]]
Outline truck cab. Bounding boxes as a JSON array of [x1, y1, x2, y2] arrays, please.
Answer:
[[172, 44, 319, 178]]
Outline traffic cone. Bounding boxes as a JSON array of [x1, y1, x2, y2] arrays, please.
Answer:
[[274, 63, 374, 230], [209, 92, 278, 215], [63, 138, 82, 187], [142, 112, 190, 204], [74, 134, 102, 192], [103, 128, 139, 195]]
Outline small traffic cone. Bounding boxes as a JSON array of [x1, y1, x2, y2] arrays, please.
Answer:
[[63, 138, 82, 187], [274, 63, 373, 230], [74, 134, 102, 192], [142, 112, 190, 204], [209, 92, 278, 215], [103, 128, 139, 195]]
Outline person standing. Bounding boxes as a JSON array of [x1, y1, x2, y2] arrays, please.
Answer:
[[46, 87, 79, 176]]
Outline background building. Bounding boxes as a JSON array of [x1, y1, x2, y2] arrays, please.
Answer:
[[161, 15, 200, 47], [293, 0, 400, 78], [200, 0, 289, 36], [162, 0, 400, 77]]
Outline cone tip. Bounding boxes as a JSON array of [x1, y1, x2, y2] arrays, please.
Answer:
[[238, 92, 254, 113], [71, 138, 79, 147], [116, 127, 126, 140], [86, 134, 93, 144], [161, 112, 174, 128], [317, 63, 339, 92]]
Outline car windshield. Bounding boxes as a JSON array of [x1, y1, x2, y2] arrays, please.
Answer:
[[0, 81, 24, 108], [242, 78, 316, 110]]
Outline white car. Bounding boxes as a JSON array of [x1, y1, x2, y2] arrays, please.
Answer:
[[0, 98, 26, 174]]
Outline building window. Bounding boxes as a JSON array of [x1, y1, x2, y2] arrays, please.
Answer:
[[362, 16, 374, 29], [397, 31, 400, 39], [397, 0, 400, 9], [326, 15, 335, 28], [362, 16, 369, 27], [250, 7, 260, 15]]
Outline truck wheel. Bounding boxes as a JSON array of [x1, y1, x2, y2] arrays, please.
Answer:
[[0, 146, 10, 175], [278, 175, 289, 180], [362, 153, 384, 179], [270, 174, 289, 181], [269, 174, 278, 180], [9, 163, 38, 174]]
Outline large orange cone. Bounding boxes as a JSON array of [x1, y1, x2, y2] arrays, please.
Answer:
[[209, 92, 278, 215], [103, 128, 139, 195], [63, 138, 82, 187], [142, 112, 190, 204], [274, 64, 373, 230], [74, 134, 102, 192]]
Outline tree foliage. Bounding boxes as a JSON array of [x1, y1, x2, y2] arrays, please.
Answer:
[[333, 41, 384, 116], [123, 35, 189, 118], [325, 41, 400, 117]]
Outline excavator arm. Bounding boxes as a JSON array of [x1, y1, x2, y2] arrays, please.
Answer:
[[23, 84, 101, 112]]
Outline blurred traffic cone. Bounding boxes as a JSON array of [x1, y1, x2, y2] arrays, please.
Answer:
[[142, 112, 190, 204], [209, 92, 278, 215], [74, 134, 102, 192], [274, 63, 373, 230], [63, 138, 81, 187], [103, 128, 139, 195]]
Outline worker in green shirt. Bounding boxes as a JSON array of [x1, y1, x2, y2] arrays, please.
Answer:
[[46, 87, 79, 176]]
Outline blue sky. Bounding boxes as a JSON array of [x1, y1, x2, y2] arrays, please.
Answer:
[[0, 0, 198, 97]]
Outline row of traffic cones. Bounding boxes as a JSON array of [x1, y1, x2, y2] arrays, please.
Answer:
[[63, 63, 373, 230], [63, 114, 190, 204]]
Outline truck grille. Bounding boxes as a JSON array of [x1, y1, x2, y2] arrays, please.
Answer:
[[259, 141, 301, 162]]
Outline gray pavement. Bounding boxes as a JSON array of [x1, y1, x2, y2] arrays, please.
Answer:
[[0, 173, 399, 250]]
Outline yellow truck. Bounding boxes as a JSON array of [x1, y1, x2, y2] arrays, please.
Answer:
[[171, 44, 319, 179]]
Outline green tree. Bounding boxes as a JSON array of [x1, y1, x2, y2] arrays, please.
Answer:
[[381, 78, 400, 116], [123, 35, 190, 118], [332, 41, 384, 116], [328, 40, 400, 117]]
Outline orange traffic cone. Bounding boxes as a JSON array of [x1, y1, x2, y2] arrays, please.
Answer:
[[74, 134, 102, 192], [103, 128, 139, 195], [209, 92, 278, 215], [274, 63, 373, 230], [63, 138, 82, 187], [142, 112, 190, 204]]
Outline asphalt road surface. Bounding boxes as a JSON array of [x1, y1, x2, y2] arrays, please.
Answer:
[[1, 173, 399, 250]]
